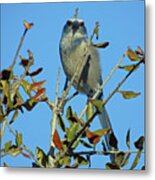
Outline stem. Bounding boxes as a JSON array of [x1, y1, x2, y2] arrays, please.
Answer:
[[71, 150, 144, 156], [50, 68, 61, 147], [10, 29, 28, 69]]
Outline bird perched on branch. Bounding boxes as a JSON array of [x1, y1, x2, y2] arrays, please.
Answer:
[[59, 11, 118, 162]]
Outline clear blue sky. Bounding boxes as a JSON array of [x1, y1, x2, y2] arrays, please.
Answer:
[[1, 0, 145, 169]]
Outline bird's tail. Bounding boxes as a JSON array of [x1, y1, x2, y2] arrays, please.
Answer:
[[98, 104, 118, 162]]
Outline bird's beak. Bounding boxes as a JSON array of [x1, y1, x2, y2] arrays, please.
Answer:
[[72, 21, 79, 35]]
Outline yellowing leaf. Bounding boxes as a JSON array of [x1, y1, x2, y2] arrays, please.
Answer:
[[127, 47, 141, 61], [93, 128, 110, 136], [118, 90, 141, 99], [24, 20, 34, 30], [4, 141, 12, 153], [119, 64, 140, 72], [130, 150, 142, 170], [30, 80, 46, 91], [67, 123, 79, 142], [93, 42, 109, 48]]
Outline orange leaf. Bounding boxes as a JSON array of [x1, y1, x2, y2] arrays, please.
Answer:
[[24, 20, 34, 30], [86, 130, 101, 144], [53, 130, 63, 150], [32, 88, 46, 101], [30, 80, 46, 91], [21, 152, 31, 159]]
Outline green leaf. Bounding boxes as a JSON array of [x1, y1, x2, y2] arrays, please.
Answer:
[[4, 141, 12, 153], [8, 146, 22, 156], [127, 47, 141, 61], [66, 123, 79, 142], [106, 162, 120, 170], [59, 156, 71, 166], [21, 80, 31, 96], [86, 101, 94, 121], [118, 90, 141, 99], [74, 155, 88, 166], [115, 152, 125, 167], [36, 147, 47, 167], [130, 150, 142, 170], [9, 110, 19, 124], [91, 99, 103, 112], [58, 114, 65, 132], [119, 64, 140, 72], [16, 133, 23, 146], [66, 106, 73, 120], [80, 139, 93, 149], [93, 128, 110, 137], [134, 136, 145, 150], [126, 129, 130, 149]]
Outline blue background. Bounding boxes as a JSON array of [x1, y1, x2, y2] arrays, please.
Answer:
[[1, 0, 145, 169]]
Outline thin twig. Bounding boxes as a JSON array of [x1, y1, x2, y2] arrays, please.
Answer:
[[50, 68, 61, 147], [70, 149, 144, 156], [10, 29, 28, 69], [102, 59, 144, 106]]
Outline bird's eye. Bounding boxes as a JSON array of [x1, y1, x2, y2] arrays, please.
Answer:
[[79, 22, 84, 26], [67, 20, 72, 26]]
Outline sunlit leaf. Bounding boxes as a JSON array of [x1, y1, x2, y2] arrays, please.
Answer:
[[126, 129, 130, 149], [58, 114, 65, 132], [9, 110, 19, 124], [127, 47, 141, 61], [135, 46, 144, 56], [32, 88, 46, 101], [119, 64, 140, 72], [118, 90, 141, 99], [86, 101, 94, 121], [30, 80, 46, 91], [23, 99, 37, 111], [4, 141, 12, 153], [93, 21, 99, 40], [21, 80, 31, 96], [7, 145, 22, 157], [134, 136, 145, 150], [91, 99, 103, 112], [93, 128, 110, 136], [53, 129, 63, 151], [24, 20, 34, 30], [66, 123, 79, 142], [16, 133, 23, 147], [130, 150, 142, 170], [93, 42, 109, 48]]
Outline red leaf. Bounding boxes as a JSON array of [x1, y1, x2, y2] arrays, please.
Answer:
[[21, 152, 31, 159], [86, 130, 101, 144], [53, 130, 63, 151], [30, 80, 46, 91], [32, 88, 46, 101]]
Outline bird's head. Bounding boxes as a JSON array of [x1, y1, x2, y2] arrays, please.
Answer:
[[62, 17, 88, 39]]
